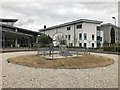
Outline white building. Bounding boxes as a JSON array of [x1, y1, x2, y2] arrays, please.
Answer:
[[39, 19, 103, 48], [100, 23, 120, 44]]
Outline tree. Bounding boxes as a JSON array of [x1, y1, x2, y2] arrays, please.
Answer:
[[55, 34, 66, 45], [38, 34, 53, 46], [110, 27, 115, 44]]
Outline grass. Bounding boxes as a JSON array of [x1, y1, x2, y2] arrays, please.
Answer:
[[7, 54, 114, 69]]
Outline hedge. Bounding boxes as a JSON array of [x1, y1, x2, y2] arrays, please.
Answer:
[[103, 45, 120, 52]]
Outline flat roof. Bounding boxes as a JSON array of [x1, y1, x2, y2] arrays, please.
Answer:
[[39, 19, 103, 32], [0, 18, 18, 22], [101, 23, 120, 29]]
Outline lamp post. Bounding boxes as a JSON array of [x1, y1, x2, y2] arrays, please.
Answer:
[[112, 17, 116, 52], [112, 17, 116, 25]]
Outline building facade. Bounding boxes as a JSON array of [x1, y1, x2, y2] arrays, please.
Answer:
[[39, 19, 103, 48], [1, 18, 41, 49], [100, 23, 120, 45]]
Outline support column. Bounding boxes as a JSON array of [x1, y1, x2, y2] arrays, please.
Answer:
[[36, 36, 38, 49], [2, 32, 5, 49], [15, 38, 18, 48], [36, 36, 38, 44], [15, 29, 18, 48], [28, 37, 31, 49]]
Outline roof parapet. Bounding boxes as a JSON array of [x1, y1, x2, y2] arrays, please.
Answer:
[[39, 19, 103, 32]]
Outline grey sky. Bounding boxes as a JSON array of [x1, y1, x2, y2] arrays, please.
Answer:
[[1, 1, 118, 31]]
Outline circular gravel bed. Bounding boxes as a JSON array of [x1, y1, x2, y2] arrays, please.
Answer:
[[2, 51, 118, 88], [7, 54, 114, 69]]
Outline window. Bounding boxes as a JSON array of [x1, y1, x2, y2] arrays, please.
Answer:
[[97, 36, 102, 41], [67, 26, 71, 30], [76, 24, 82, 29], [97, 30, 101, 36], [70, 43, 73, 46], [84, 43, 87, 48], [68, 35, 70, 40], [97, 26, 101, 36], [84, 33, 87, 40], [97, 26, 100, 30], [92, 34, 94, 40], [79, 33, 82, 40], [92, 43, 94, 48], [79, 43, 82, 47], [65, 35, 67, 38], [100, 37, 102, 41]]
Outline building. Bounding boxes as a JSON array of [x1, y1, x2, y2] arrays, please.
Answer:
[[100, 23, 120, 45], [39, 19, 103, 48], [1, 18, 41, 49]]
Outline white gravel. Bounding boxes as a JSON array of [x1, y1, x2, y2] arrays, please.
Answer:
[[0, 51, 118, 88]]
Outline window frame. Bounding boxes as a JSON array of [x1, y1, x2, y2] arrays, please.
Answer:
[[79, 33, 82, 40], [67, 26, 71, 30], [68, 35, 71, 40], [92, 34, 94, 40], [79, 43, 82, 47], [84, 33, 87, 40], [92, 43, 94, 48], [76, 24, 82, 29], [84, 43, 87, 48]]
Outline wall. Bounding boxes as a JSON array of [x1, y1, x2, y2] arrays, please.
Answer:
[[101, 25, 120, 44], [42, 22, 102, 48], [100, 26, 111, 44], [78, 23, 100, 48]]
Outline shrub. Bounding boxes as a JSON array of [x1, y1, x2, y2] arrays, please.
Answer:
[[38, 34, 53, 47], [103, 44, 120, 52]]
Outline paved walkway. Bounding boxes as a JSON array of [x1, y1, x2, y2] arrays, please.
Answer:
[[0, 51, 118, 88]]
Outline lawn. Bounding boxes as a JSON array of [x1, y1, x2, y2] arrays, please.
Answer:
[[7, 54, 114, 69]]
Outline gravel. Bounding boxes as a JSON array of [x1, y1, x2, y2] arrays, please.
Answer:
[[1, 51, 118, 88]]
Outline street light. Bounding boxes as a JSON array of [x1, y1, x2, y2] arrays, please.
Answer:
[[112, 17, 116, 25], [112, 17, 116, 52]]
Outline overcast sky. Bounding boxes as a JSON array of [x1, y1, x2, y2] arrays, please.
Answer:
[[0, 0, 119, 31]]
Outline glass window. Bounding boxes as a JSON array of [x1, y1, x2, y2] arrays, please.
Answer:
[[97, 30, 101, 36], [92, 34, 94, 40], [97, 26, 100, 30], [97, 36, 102, 41], [68, 35, 70, 40], [100, 37, 102, 41], [65, 35, 67, 38], [97, 26, 101, 37], [84, 33, 87, 40], [67, 26, 71, 30], [79, 43, 82, 47], [79, 33, 82, 40], [92, 43, 94, 48], [84, 43, 87, 48], [70, 43, 73, 46], [76, 24, 82, 29]]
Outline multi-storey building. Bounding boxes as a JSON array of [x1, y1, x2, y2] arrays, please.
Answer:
[[100, 23, 120, 45], [39, 19, 103, 48], [0, 18, 41, 49]]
